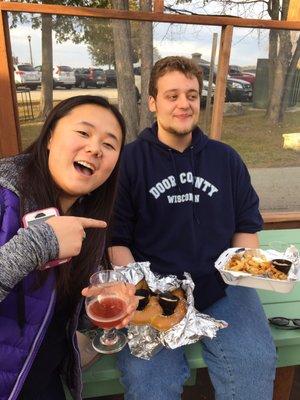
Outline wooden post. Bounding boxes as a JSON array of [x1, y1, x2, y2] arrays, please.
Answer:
[[0, 7, 21, 156], [204, 32, 218, 133], [153, 0, 164, 13], [210, 25, 233, 140], [273, 366, 296, 400], [287, 0, 300, 21]]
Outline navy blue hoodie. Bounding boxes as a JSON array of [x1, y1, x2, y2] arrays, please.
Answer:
[[111, 124, 263, 311]]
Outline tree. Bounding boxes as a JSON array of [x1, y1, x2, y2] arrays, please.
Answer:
[[139, 0, 154, 131], [176, 0, 300, 124], [11, 0, 154, 135], [279, 35, 300, 120], [265, 0, 300, 123], [10, 0, 109, 119], [86, 20, 116, 68], [86, 0, 154, 137], [86, 0, 154, 140], [84, 14, 140, 68], [111, 0, 139, 141], [39, 14, 53, 119]]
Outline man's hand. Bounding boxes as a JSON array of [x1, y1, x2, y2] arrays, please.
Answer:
[[108, 246, 135, 267]]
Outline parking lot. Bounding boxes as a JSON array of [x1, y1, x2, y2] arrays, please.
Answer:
[[28, 87, 119, 104]]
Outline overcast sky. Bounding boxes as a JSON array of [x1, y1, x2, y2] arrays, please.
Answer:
[[9, 1, 270, 68], [9, 23, 270, 68]]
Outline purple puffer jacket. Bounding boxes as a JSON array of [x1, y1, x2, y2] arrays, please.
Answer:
[[0, 187, 83, 400]]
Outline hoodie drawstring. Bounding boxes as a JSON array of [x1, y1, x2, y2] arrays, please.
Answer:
[[168, 147, 201, 225], [190, 146, 200, 225], [168, 149, 182, 194]]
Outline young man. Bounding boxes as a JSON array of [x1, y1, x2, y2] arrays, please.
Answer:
[[110, 56, 276, 400]]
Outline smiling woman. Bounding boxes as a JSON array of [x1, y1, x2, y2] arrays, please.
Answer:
[[47, 102, 123, 212], [0, 95, 136, 400]]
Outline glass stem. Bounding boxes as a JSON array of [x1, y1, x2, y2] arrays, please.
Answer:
[[100, 328, 118, 346]]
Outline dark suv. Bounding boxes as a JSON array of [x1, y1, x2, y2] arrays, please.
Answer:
[[198, 64, 252, 102], [226, 77, 253, 102], [74, 68, 106, 88], [103, 69, 117, 87]]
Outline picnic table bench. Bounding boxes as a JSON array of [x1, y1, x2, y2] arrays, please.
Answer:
[[70, 228, 300, 399]]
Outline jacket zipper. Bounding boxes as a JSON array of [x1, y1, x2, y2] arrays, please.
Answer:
[[70, 301, 83, 399], [8, 289, 56, 400]]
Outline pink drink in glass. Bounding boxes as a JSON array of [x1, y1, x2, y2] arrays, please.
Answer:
[[85, 270, 129, 354], [87, 295, 128, 329]]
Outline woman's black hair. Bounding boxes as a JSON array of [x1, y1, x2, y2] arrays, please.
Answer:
[[19, 95, 126, 307]]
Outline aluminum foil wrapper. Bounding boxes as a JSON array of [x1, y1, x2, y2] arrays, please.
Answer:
[[267, 245, 300, 280], [114, 262, 228, 360], [216, 246, 300, 282]]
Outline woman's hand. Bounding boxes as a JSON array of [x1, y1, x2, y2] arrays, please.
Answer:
[[82, 282, 138, 329], [46, 216, 107, 259]]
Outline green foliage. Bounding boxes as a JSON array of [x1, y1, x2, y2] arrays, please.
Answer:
[[10, 1, 109, 31], [9, 0, 139, 67], [86, 19, 140, 66], [85, 19, 115, 66]]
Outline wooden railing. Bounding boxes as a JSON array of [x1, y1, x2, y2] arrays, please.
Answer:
[[262, 211, 300, 229], [1, 1, 300, 157]]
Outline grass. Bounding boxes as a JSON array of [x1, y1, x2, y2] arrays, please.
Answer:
[[21, 121, 44, 149], [221, 107, 300, 168], [19, 102, 300, 169]]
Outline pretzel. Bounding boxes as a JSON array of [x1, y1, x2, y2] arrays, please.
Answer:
[[150, 297, 187, 331], [131, 283, 187, 332], [131, 296, 163, 326], [135, 279, 149, 290]]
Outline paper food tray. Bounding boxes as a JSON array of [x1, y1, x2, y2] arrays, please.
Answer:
[[215, 247, 299, 293]]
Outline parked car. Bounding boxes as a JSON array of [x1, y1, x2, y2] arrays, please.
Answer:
[[103, 69, 117, 87], [228, 65, 256, 87], [53, 65, 75, 89], [35, 65, 76, 89], [74, 67, 106, 88], [133, 66, 141, 75], [198, 63, 252, 102], [103, 69, 140, 101], [225, 77, 253, 102], [14, 64, 41, 90], [201, 79, 215, 106]]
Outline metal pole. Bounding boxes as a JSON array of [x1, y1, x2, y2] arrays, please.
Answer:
[[27, 35, 33, 65]]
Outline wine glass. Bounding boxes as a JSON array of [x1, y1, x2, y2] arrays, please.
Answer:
[[85, 270, 129, 354]]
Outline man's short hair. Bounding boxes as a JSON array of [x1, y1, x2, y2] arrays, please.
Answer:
[[149, 56, 203, 98]]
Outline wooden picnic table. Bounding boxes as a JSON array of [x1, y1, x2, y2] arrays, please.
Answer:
[[65, 228, 300, 399]]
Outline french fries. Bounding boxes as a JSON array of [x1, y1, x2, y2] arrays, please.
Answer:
[[226, 251, 288, 280]]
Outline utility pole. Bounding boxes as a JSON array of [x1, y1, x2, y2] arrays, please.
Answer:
[[27, 35, 33, 65]]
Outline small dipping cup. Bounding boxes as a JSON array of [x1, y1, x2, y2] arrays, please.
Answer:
[[271, 259, 292, 275]]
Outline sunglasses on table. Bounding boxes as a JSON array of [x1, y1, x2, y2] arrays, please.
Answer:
[[268, 317, 300, 330]]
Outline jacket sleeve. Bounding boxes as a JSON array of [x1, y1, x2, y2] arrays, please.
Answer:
[[0, 223, 59, 302], [109, 154, 136, 248], [233, 154, 263, 234]]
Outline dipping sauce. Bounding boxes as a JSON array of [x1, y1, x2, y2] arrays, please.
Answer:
[[271, 259, 292, 275]]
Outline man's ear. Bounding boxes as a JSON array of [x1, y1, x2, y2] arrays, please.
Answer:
[[148, 96, 156, 113]]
